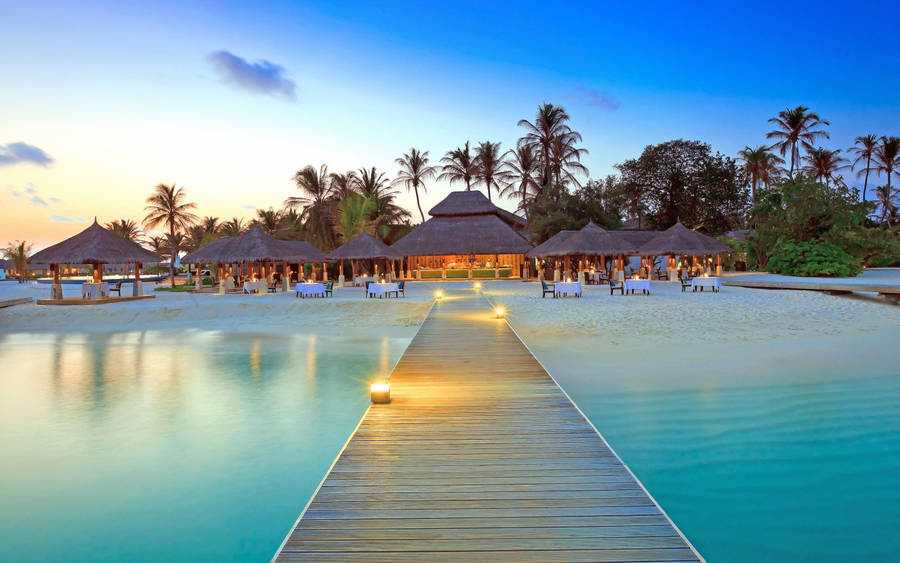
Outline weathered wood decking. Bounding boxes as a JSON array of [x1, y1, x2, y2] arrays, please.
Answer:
[[275, 292, 702, 562], [0, 297, 33, 309], [724, 278, 900, 302]]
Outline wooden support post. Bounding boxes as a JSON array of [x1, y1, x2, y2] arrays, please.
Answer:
[[134, 262, 143, 296], [494, 254, 499, 279]]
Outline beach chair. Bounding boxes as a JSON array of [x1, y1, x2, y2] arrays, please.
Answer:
[[108, 280, 122, 296], [397, 281, 405, 297], [541, 281, 556, 298], [324, 281, 333, 297], [267, 280, 279, 293], [609, 279, 624, 295], [679, 275, 692, 292], [364, 281, 372, 298]]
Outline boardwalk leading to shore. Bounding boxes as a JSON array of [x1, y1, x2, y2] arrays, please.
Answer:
[[275, 292, 702, 562]]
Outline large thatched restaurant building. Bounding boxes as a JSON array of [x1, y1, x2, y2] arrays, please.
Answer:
[[390, 191, 530, 279]]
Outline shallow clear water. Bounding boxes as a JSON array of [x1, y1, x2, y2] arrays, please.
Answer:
[[547, 335, 900, 562], [0, 330, 407, 561]]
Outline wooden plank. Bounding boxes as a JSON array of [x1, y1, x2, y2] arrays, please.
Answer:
[[273, 291, 702, 562], [0, 297, 32, 309]]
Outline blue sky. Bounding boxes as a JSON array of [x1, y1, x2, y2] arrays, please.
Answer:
[[2, 0, 899, 246]]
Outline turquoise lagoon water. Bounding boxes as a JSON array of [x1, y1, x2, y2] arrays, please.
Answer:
[[0, 329, 407, 561], [544, 333, 900, 562]]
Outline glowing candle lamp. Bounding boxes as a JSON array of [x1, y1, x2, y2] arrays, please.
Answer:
[[435, 290, 443, 300], [495, 307, 505, 318], [370, 381, 391, 404]]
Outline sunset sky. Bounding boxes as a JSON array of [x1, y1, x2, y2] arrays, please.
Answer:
[[3, 0, 899, 249]]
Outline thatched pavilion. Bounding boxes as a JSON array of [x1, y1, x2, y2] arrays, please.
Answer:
[[181, 226, 328, 291], [638, 222, 731, 278], [391, 191, 530, 279], [529, 222, 640, 281], [28, 219, 161, 299], [326, 232, 404, 285]]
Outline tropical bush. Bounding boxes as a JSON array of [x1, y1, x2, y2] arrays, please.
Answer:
[[767, 240, 861, 277]]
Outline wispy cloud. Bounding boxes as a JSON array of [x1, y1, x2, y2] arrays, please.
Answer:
[[50, 215, 86, 223], [208, 50, 297, 101], [572, 86, 620, 112], [242, 204, 256, 210], [0, 142, 54, 167], [8, 183, 60, 207], [29, 196, 48, 207]]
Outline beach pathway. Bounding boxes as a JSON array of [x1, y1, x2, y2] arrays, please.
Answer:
[[274, 291, 702, 562]]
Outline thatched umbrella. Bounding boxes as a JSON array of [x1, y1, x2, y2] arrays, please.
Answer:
[[638, 222, 731, 276], [327, 232, 403, 282], [538, 222, 640, 279], [526, 230, 577, 258], [27, 219, 161, 298]]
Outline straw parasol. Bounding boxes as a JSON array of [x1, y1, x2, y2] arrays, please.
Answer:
[[526, 230, 577, 258], [637, 222, 731, 256], [539, 222, 641, 257], [327, 232, 403, 261], [28, 219, 160, 266]]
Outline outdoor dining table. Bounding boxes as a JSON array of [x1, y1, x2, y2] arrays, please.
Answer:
[[554, 281, 582, 297], [354, 276, 375, 287], [624, 279, 651, 295], [296, 282, 326, 298], [82, 282, 108, 299], [367, 282, 399, 298], [691, 277, 721, 292], [243, 280, 264, 294]]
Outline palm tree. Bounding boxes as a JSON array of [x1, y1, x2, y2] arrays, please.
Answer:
[[549, 133, 589, 188], [254, 208, 283, 235], [873, 136, 900, 194], [220, 217, 245, 237], [146, 235, 168, 256], [200, 216, 220, 236], [393, 148, 436, 223], [802, 147, 847, 186], [473, 141, 510, 202], [438, 142, 477, 191], [3, 240, 31, 283], [357, 167, 390, 198], [517, 103, 585, 187], [336, 193, 377, 242], [874, 185, 899, 226], [105, 219, 141, 242], [738, 145, 784, 204], [500, 144, 541, 212], [287, 164, 335, 248], [850, 134, 879, 203], [766, 106, 830, 178], [329, 170, 360, 200], [143, 183, 198, 287]]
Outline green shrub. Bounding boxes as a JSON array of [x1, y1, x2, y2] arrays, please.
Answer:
[[202, 277, 214, 286], [473, 268, 511, 278], [767, 240, 862, 277], [420, 269, 442, 279], [446, 269, 469, 278]]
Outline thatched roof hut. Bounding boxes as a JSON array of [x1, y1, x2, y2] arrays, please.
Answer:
[[28, 219, 160, 265], [391, 191, 530, 256], [542, 222, 641, 257], [327, 232, 403, 261], [181, 227, 328, 264], [527, 230, 576, 257], [0, 259, 10, 270], [637, 222, 731, 256]]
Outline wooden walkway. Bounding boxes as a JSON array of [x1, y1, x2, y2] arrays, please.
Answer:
[[724, 279, 900, 303], [0, 297, 32, 309], [275, 292, 702, 562]]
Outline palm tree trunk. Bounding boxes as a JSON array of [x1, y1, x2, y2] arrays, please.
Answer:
[[863, 155, 870, 203], [414, 185, 424, 223], [169, 225, 176, 288]]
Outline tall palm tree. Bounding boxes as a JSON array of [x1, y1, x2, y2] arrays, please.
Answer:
[[329, 170, 360, 200], [500, 144, 541, 212], [549, 133, 589, 188], [438, 142, 477, 191], [287, 164, 335, 248], [105, 219, 141, 242], [143, 183, 198, 287], [357, 166, 390, 198], [802, 147, 847, 186], [738, 145, 784, 204], [3, 240, 31, 283], [146, 235, 168, 256], [766, 106, 830, 178], [517, 103, 585, 187], [220, 217, 245, 237], [873, 136, 900, 194], [393, 148, 436, 223], [200, 216, 220, 236], [254, 208, 283, 235], [850, 134, 878, 203], [473, 141, 510, 202], [874, 185, 899, 226]]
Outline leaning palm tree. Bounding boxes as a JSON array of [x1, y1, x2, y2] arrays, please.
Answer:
[[802, 147, 848, 186], [473, 141, 510, 202], [874, 185, 899, 226], [500, 144, 541, 212], [393, 147, 436, 223], [143, 183, 198, 287], [850, 134, 879, 203], [438, 142, 477, 191], [738, 145, 784, 204], [220, 217, 245, 237], [766, 106, 830, 178], [3, 240, 31, 283], [872, 136, 900, 194], [105, 219, 141, 242]]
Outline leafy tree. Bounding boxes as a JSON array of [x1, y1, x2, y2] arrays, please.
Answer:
[[616, 139, 749, 234], [850, 134, 879, 203], [767, 240, 861, 277], [336, 193, 377, 242], [766, 106, 830, 178], [3, 240, 31, 283], [393, 147, 436, 223], [524, 176, 624, 243], [143, 183, 198, 287]]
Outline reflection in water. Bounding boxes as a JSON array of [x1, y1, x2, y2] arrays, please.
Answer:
[[0, 329, 411, 562], [379, 337, 389, 379]]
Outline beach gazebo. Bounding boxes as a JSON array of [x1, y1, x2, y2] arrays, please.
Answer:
[[535, 222, 640, 282], [181, 227, 328, 291], [391, 191, 531, 279], [27, 219, 161, 299], [326, 232, 404, 285], [637, 222, 731, 279]]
